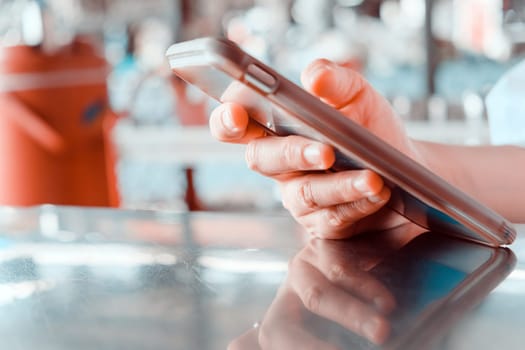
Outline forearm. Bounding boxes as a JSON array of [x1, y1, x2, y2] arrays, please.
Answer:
[[414, 140, 525, 223]]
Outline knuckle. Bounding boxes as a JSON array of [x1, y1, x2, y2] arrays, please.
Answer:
[[348, 199, 370, 215], [295, 210, 334, 237], [297, 180, 318, 210], [302, 285, 323, 313], [302, 221, 318, 236], [324, 209, 345, 228], [280, 139, 298, 166], [295, 212, 319, 235], [328, 264, 347, 281], [245, 142, 259, 172], [342, 68, 366, 96]]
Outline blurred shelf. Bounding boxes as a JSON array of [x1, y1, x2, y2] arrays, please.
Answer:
[[112, 120, 246, 166], [113, 119, 491, 166]]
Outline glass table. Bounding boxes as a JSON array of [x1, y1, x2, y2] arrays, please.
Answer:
[[0, 205, 523, 350]]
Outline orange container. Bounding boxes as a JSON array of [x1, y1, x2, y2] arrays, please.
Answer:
[[0, 39, 119, 207]]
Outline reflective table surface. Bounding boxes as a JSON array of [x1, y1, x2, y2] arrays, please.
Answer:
[[0, 206, 523, 350]]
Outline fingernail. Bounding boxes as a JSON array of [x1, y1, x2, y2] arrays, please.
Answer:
[[363, 317, 380, 341], [221, 108, 241, 135], [374, 297, 387, 311], [374, 297, 393, 314], [353, 174, 371, 194], [303, 144, 322, 166], [368, 194, 385, 204]]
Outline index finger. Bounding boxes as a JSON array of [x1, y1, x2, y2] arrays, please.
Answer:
[[209, 102, 267, 143]]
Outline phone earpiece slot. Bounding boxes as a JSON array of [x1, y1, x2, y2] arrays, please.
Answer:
[[244, 63, 278, 94]]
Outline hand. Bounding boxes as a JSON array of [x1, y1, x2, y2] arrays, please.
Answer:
[[227, 228, 417, 350], [209, 59, 424, 238]]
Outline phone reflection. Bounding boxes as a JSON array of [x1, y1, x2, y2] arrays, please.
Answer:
[[228, 228, 516, 350]]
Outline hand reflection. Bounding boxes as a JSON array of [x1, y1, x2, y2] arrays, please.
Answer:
[[228, 227, 420, 350]]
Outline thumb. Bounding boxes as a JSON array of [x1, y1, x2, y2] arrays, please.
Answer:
[[300, 59, 370, 109], [300, 59, 413, 158]]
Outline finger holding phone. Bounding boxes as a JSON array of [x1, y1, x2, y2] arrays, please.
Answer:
[[168, 37, 517, 246], [209, 59, 413, 238]]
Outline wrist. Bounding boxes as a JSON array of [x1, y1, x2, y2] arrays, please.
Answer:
[[409, 139, 459, 187]]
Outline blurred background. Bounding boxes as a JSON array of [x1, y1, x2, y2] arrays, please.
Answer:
[[0, 0, 525, 212]]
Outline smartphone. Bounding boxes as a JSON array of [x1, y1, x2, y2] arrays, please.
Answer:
[[325, 231, 516, 349], [166, 37, 516, 247]]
